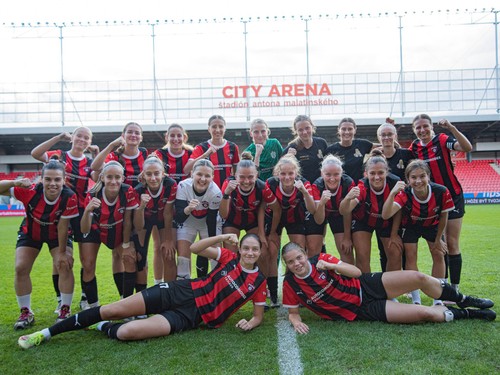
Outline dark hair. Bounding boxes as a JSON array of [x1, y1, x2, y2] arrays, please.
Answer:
[[412, 114, 433, 127], [240, 233, 262, 249], [364, 149, 388, 172], [42, 159, 66, 177], [288, 115, 316, 150], [338, 117, 357, 128], [405, 159, 431, 181], [208, 115, 226, 127]]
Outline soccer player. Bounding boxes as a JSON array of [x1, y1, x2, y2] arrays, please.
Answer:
[[283, 114, 328, 184], [339, 150, 401, 273], [31, 127, 100, 312], [311, 155, 355, 262], [281, 242, 495, 334], [91, 122, 148, 189], [175, 159, 222, 278], [183, 114, 240, 189], [18, 233, 267, 348], [325, 117, 375, 183], [382, 159, 455, 305], [152, 123, 192, 283], [244, 118, 283, 181], [264, 154, 316, 306], [220, 154, 281, 304], [410, 114, 472, 295], [0, 160, 78, 328], [133, 156, 177, 291], [80, 161, 139, 302]]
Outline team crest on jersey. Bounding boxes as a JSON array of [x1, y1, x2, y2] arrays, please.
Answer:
[[247, 283, 255, 292], [252, 200, 260, 207], [319, 272, 327, 280], [118, 207, 125, 214], [431, 146, 438, 153], [306, 299, 313, 305], [433, 206, 440, 212], [354, 149, 363, 157], [397, 159, 405, 169], [55, 209, 62, 216], [228, 153, 233, 160], [270, 151, 277, 159], [317, 150, 323, 159], [84, 167, 91, 173], [221, 270, 227, 276], [202, 201, 209, 209]]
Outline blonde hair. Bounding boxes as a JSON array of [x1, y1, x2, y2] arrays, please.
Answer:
[[164, 123, 193, 151], [288, 115, 316, 150], [321, 154, 343, 171], [88, 161, 124, 194], [273, 154, 302, 177], [139, 155, 166, 185]]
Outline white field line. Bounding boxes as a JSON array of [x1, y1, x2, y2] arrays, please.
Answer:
[[276, 274, 304, 375]]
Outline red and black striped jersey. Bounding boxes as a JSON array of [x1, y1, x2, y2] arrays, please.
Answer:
[[312, 175, 355, 220], [85, 184, 139, 249], [47, 150, 94, 207], [13, 184, 78, 242], [105, 147, 148, 188], [221, 177, 276, 228], [134, 177, 177, 226], [410, 133, 463, 197], [153, 148, 192, 184], [352, 174, 400, 229], [394, 182, 455, 227], [265, 176, 313, 225], [191, 248, 267, 328], [190, 140, 240, 189], [283, 253, 361, 321]]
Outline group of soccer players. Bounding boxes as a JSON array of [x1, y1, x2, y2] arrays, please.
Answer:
[[2, 113, 496, 350]]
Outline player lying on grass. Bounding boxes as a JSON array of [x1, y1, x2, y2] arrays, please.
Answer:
[[281, 242, 495, 334], [18, 233, 267, 349]]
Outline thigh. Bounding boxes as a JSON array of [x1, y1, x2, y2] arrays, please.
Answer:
[[15, 246, 40, 271], [445, 218, 462, 254], [118, 314, 172, 340]]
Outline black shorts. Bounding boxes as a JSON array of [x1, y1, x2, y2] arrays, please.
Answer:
[[16, 229, 73, 251], [304, 211, 325, 235], [70, 208, 85, 242], [355, 272, 388, 322], [401, 225, 438, 244], [448, 193, 465, 220], [351, 219, 391, 238], [141, 280, 202, 334], [80, 231, 116, 250], [327, 215, 344, 234], [264, 212, 306, 236], [223, 218, 258, 232]]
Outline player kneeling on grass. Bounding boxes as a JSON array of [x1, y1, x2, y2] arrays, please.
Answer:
[[0, 160, 79, 330], [281, 242, 495, 334], [18, 233, 267, 349]]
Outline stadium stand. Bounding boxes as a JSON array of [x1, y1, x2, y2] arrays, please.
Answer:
[[454, 159, 500, 194]]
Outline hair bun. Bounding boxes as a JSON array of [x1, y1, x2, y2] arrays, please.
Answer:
[[386, 117, 395, 125], [241, 151, 254, 161]]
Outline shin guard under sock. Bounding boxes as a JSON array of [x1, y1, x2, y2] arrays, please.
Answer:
[[49, 306, 102, 337]]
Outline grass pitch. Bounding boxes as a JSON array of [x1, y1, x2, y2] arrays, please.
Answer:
[[0, 205, 499, 374]]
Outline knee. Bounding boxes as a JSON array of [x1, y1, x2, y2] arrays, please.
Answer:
[[418, 307, 443, 322], [15, 261, 31, 276], [116, 324, 141, 341], [81, 257, 97, 272]]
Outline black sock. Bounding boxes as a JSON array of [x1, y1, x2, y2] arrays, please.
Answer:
[[106, 322, 125, 340], [49, 306, 102, 336], [447, 306, 468, 320], [52, 274, 61, 300], [82, 277, 99, 304], [123, 272, 137, 298], [267, 276, 278, 302], [444, 253, 449, 279], [448, 254, 462, 285], [135, 283, 147, 293], [439, 281, 464, 302], [79, 268, 87, 301], [196, 255, 208, 277], [113, 272, 124, 297]]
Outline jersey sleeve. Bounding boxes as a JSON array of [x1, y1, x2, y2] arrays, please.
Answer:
[[442, 133, 458, 151], [303, 180, 313, 196], [189, 145, 205, 160], [46, 150, 63, 163], [393, 190, 408, 208], [125, 186, 139, 209], [166, 180, 177, 203], [319, 252, 340, 264], [105, 152, 118, 163], [232, 144, 240, 164], [208, 183, 222, 209], [251, 281, 268, 305], [262, 183, 277, 204], [61, 193, 79, 219], [441, 187, 455, 212], [12, 185, 36, 204], [216, 248, 237, 265], [282, 279, 301, 308]]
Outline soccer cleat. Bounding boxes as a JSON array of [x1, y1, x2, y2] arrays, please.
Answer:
[[18, 331, 45, 349], [56, 305, 71, 323], [14, 307, 35, 330], [466, 308, 496, 321], [270, 298, 281, 309], [54, 300, 62, 314], [79, 299, 90, 311], [457, 296, 494, 309]]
